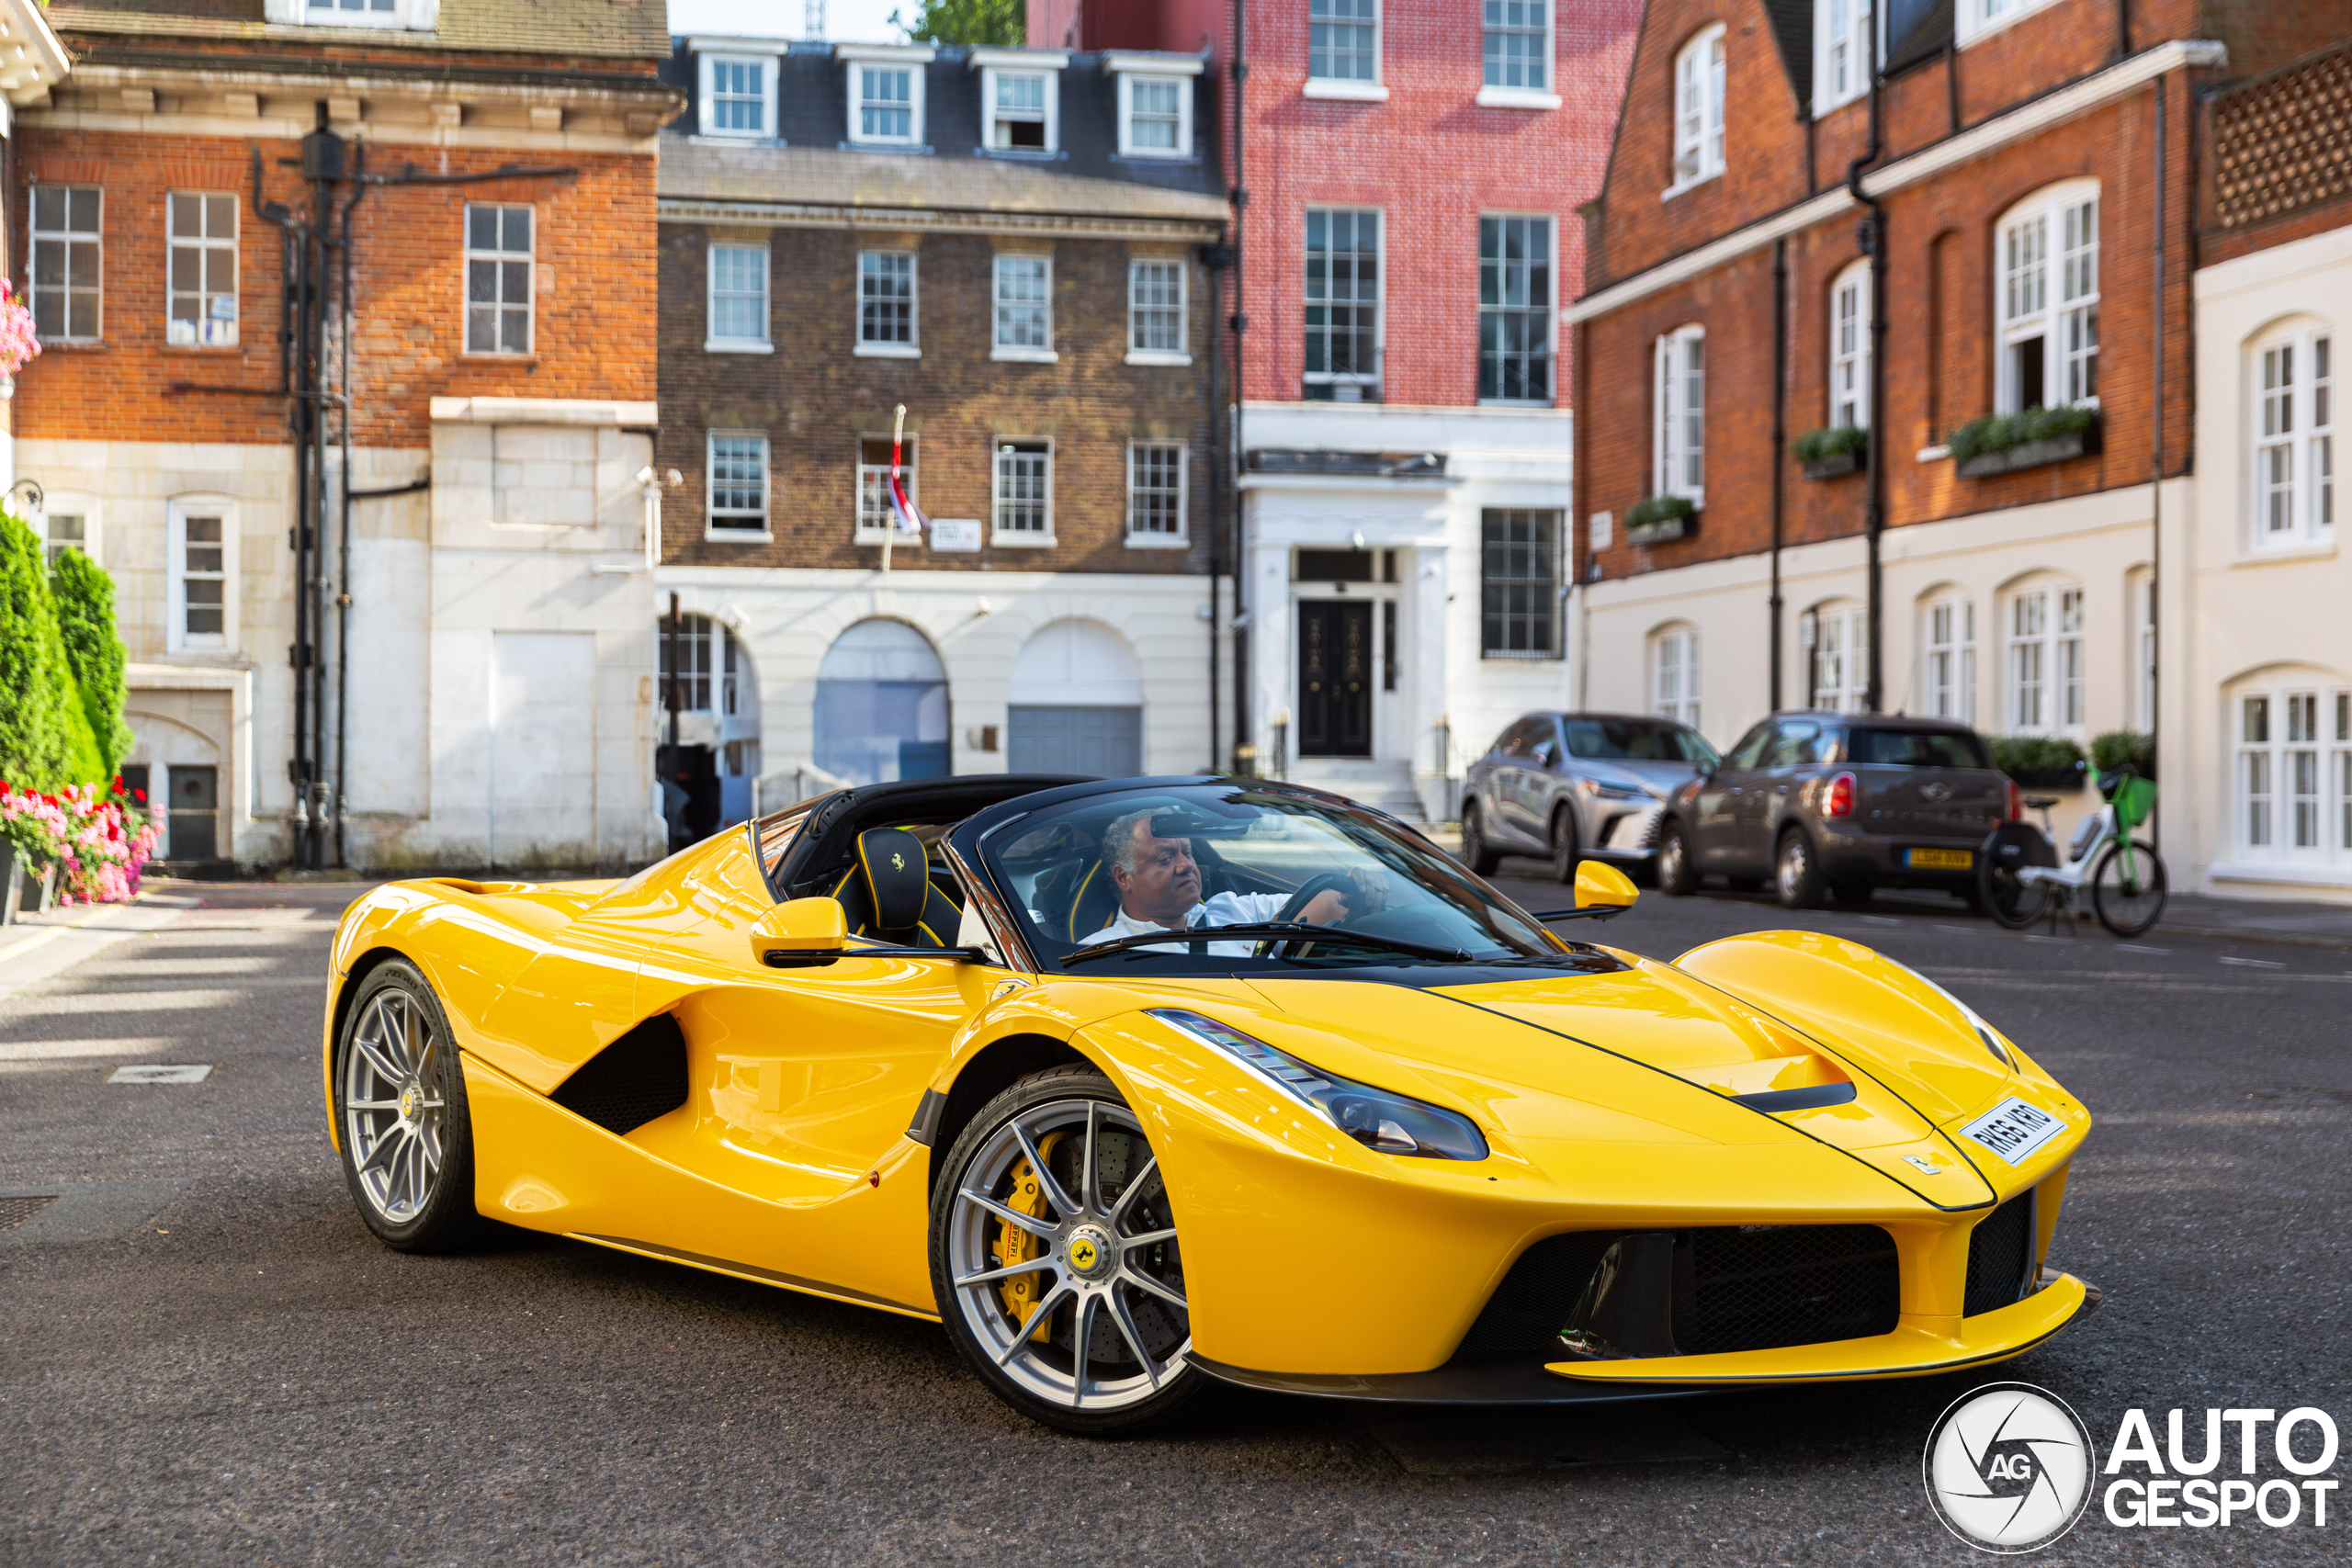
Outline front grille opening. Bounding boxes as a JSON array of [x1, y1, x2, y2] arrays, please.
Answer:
[[1963, 1191, 2037, 1316]]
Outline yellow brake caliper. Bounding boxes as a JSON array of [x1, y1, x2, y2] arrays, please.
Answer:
[[995, 1130, 1068, 1343]]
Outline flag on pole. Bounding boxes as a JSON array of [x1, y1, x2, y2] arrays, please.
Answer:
[[888, 404, 927, 536]]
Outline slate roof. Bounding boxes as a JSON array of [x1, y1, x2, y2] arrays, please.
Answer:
[[658, 42, 1223, 203], [48, 0, 673, 61], [1759, 0, 1813, 110]]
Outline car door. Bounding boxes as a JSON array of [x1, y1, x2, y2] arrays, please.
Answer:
[[1480, 719, 1538, 849], [1748, 718, 1826, 863], [1694, 721, 1772, 866], [1500, 717, 1565, 845]]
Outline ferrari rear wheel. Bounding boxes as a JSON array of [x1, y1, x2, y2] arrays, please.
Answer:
[[334, 959, 492, 1253], [932, 1066, 1204, 1436]]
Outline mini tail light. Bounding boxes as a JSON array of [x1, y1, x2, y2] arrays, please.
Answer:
[[2006, 779, 2022, 821], [1825, 772, 1856, 818]]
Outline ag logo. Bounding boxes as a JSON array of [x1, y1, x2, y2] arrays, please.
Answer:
[[1924, 1382, 2095, 1553]]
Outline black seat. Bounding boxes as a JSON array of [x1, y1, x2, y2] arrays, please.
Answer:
[[833, 827, 960, 947], [2022, 795, 2061, 810]]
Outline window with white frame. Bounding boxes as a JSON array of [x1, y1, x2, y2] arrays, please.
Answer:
[[700, 54, 777, 138], [1305, 208, 1381, 400], [1957, 0, 2064, 45], [1309, 0, 1378, 82], [1119, 74, 1192, 157], [1830, 259, 1869, 429], [849, 60, 925, 145], [2233, 688, 2351, 863], [993, 254, 1053, 358], [1654, 325, 1705, 503], [707, 432, 769, 533], [168, 502, 233, 653], [1479, 215, 1553, 404], [1815, 0, 1873, 116], [167, 192, 238, 347], [2006, 585, 2083, 733], [993, 440, 1052, 542], [1922, 596, 1975, 721], [2133, 573, 2155, 728], [300, 0, 432, 29], [856, 435, 916, 540], [29, 186, 101, 343], [858, 251, 917, 353], [1654, 626, 1701, 728], [1804, 604, 1867, 712], [1484, 0, 1548, 91], [1127, 443, 1186, 543], [707, 242, 769, 348], [38, 509, 91, 567], [464, 204, 533, 355], [1670, 27, 1726, 191], [985, 67, 1055, 151], [1128, 259, 1187, 361], [1997, 182, 2098, 413], [2253, 324, 2334, 549]]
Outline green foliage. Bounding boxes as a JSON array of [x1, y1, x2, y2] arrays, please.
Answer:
[[891, 0, 1023, 45], [2090, 728, 2156, 779], [1793, 425, 1868, 463], [0, 511, 79, 789], [1988, 735, 2086, 779], [1624, 494, 1697, 530], [50, 547, 134, 778], [1948, 404, 2100, 463]]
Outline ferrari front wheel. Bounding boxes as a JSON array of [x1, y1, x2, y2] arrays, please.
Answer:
[[931, 1066, 1204, 1435], [333, 958, 492, 1253]]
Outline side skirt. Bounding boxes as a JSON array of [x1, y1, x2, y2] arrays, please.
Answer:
[[569, 1233, 941, 1323]]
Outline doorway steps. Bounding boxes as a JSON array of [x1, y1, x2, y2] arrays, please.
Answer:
[[1284, 758, 1425, 822]]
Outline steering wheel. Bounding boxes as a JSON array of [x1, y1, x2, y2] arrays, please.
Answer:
[[1276, 874, 1358, 926]]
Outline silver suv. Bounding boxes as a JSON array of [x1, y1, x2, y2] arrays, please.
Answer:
[[1460, 712, 1721, 882]]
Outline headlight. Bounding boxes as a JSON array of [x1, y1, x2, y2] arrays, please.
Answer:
[[1579, 778, 1649, 801], [1150, 1009, 1489, 1161], [1899, 963, 2015, 1067]]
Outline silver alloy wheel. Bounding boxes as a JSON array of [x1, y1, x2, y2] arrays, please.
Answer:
[[341, 987, 446, 1223], [1778, 835, 1810, 903], [946, 1098, 1189, 1413], [1657, 828, 1687, 889]]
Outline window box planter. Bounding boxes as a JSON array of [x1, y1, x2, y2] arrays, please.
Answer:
[[1989, 736, 2087, 792], [2005, 763, 2087, 791], [1624, 495, 1697, 546], [1802, 448, 1865, 479], [1793, 425, 1867, 479], [1950, 407, 2103, 479]]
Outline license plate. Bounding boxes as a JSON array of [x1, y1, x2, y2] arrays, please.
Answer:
[[1907, 847, 1974, 870], [1959, 1096, 2065, 1165]]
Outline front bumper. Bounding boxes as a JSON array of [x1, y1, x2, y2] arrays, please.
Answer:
[[1586, 802, 1665, 863]]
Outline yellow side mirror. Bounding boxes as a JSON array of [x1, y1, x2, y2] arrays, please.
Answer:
[[1574, 861, 1639, 911], [751, 897, 848, 967]]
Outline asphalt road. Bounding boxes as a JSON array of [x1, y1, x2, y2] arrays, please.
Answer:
[[4, 863, 2347, 1566]]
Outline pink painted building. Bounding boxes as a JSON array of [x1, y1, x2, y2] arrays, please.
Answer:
[[1029, 0, 1638, 818]]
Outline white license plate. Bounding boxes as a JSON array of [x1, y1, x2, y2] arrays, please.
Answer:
[[1959, 1096, 2065, 1165]]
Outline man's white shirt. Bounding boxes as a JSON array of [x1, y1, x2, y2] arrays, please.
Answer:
[[1077, 890, 1295, 956]]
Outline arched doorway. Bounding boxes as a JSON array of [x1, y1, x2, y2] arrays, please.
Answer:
[[658, 613, 763, 849], [815, 619, 950, 787], [1009, 619, 1143, 777]]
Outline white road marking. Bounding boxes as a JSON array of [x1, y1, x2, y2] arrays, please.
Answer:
[[107, 1064, 213, 1084], [2116, 944, 2170, 954], [0, 1037, 180, 1061], [2219, 956, 2288, 969]]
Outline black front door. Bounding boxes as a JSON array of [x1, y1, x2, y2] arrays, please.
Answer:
[[167, 765, 218, 863], [1298, 601, 1372, 757]]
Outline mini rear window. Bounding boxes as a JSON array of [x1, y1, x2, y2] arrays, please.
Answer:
[[1847, 728, 1989, 769]]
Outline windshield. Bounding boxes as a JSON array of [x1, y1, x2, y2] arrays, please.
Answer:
[[1847, 728, 1989, 769], [1563, 716, 1719, 769], [979, 784, 1590, 974]]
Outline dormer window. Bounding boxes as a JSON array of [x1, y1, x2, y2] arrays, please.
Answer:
[[1106, 52, 1203, 160], [970, 50, 1069, 153], [1813, 0, 1872, 116], [1667, 26, 1726, 195], [839, 44, 936, 148], [693, 43, 782, 140], [284, 0, 435, 29]]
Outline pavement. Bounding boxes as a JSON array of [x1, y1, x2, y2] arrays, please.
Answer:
[[4, 869, 2348, 1564]]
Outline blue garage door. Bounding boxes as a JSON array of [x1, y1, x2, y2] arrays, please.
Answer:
[[1008, 706, 1141, 778]]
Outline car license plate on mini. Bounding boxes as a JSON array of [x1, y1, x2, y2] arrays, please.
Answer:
[[1907, 847, 1974, 870], [1959, 1096, 2064, 1165]]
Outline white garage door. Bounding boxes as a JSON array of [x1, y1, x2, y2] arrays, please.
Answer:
[[1008, 619, 1145, 778]]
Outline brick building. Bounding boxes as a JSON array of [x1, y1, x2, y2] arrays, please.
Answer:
[[652, 35, 1227, 818], [1035, 0, 1640, 819], [2173, 36, 2352, 901], [12, 0, 681, 871], [1564, 0, 2323, 863]]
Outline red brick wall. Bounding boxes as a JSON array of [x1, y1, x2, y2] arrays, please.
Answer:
[[12, 130, 659, 449]]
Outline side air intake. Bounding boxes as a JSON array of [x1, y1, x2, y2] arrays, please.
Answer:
[[549, 1014, 688, 1137]]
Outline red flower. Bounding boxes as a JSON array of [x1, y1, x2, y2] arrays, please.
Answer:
[[133, 789, 146, 803]]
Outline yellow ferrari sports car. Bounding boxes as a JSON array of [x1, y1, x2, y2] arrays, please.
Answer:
[[322, 774, 2098, 1435]]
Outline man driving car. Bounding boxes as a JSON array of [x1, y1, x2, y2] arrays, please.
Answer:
[[1076, 807, 1384, 957]]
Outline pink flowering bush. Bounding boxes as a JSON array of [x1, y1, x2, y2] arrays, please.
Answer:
[[1, 777, 160, 905], [0, 280, 40, 378]]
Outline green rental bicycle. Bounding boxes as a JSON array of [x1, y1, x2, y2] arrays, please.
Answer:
[[1977, 766, 2167, 939]]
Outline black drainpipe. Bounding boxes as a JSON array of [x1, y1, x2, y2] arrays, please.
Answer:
[[1770, 238, 1788, 710], [1849, 46, 1888, 713], [1227, 0, 1250, 773]]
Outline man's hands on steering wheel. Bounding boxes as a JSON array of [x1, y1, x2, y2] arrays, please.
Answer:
[[1266, 869, 1394, 957]]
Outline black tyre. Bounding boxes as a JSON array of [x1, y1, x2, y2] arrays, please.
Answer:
[[1549, 806, 1580, 884], [1977, 828, 2056, 931], [1775, 829, 1826, 909], [333, 958, 495, 1253], [930, 1065, 1205, 1437], [1459, 801, 1501, 876], [1655, 820, 1699, 896], [2092, 839, 2167, 939]]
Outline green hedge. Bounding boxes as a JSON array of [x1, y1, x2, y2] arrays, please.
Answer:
[[1988, 735, 2086, 777], [2090, 728, 2156, 778], [0, 512, 79, 788], [1793, 424, 1868, 462], [51, 546, 134, 777], [1948, 405, 2100, 463]]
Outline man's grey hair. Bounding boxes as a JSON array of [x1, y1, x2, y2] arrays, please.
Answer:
[[1102, 808, 1171, 876]]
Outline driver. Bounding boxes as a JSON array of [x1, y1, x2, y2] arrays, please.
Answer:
[[1076, 807, 1385, 957]]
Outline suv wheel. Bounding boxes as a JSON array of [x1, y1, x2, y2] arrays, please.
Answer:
[[1459, 801, 1501, 876], [1548, 807, 1579, 884], [1776, 829, 1826, 909]]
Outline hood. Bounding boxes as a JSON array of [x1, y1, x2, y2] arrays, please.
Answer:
[[1578, 757, 1697, 795]]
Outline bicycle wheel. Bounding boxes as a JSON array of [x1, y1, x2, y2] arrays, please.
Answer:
[[2092, 839, 2167, 938], [1976, 850, 2052, 930]]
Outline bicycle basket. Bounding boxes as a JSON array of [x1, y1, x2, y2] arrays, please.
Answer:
[[2100, 770, 2157, 831]]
